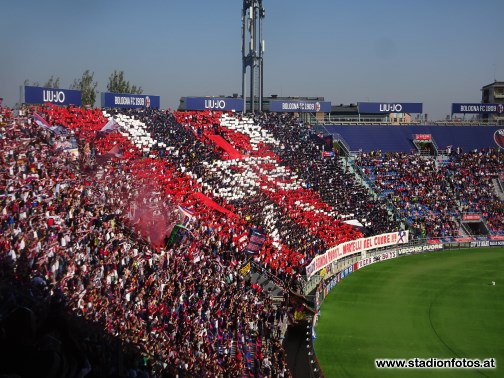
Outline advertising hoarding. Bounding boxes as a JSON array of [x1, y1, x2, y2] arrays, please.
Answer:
[[184, 97, 244, 111], [358, 102, 423, 114], [452, 103, 504, 114], [24, 86, 82, 106], [101, 92, 160, 109], [269, 100, 331, 113]]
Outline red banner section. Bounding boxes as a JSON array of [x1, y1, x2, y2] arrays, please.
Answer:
[[414, 134, 432, 141], [192, 192, 238, 218], [454, 237, 474, 242], [462, 214, 481, 221], [206, 134, 244, 160]]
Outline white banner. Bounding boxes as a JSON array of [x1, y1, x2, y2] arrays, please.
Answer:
[[357, 251, 397, 270], [396, 243, 443, 255], [306, 230, 409, 278]]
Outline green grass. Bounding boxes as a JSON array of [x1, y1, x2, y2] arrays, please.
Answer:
[[314, 248, 504, 378]]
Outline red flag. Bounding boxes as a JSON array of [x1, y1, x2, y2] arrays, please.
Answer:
[[107, 145, 124, 158]]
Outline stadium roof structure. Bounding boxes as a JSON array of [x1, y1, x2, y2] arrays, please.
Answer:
[[481, 80, 504, 89]]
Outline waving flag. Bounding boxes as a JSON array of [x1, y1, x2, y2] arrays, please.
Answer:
[[100, 118, 120, 133], [33, 112, 51, 128], [178, 205, 195, 226], [33, 112, 67, 135]]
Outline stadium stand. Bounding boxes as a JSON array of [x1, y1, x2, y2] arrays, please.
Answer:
[[355, 151, 460, 238], [0, 105, 290, 377], [0, 100, 502, 377], [316, 125, 503, 153], [355, 149, 503, 239], [445, 149, 504, 235]]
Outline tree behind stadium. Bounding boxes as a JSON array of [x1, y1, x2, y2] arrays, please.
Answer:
[[23, 76, 60, 88], [106, 70, 143, 94], [70, 70, 98, 107], [43, 76, 60, 88]]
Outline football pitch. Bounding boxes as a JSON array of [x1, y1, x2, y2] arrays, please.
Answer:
[[314, 248, 504, 378]]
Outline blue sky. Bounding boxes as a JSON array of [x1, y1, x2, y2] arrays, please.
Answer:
[[1, 0, 503, 119]]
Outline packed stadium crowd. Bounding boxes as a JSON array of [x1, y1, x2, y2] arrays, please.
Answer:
[[0, 99, 503, 377], [446, 148, 504, 234], [253, 112, 399, 236], [355, 149, 503, 238], [0, 105, 289, 377]]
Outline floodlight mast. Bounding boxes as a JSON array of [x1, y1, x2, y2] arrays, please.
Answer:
[[242, 0, 265, 114]]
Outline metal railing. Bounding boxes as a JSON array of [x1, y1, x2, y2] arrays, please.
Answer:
[[312, 118, 502, 126]]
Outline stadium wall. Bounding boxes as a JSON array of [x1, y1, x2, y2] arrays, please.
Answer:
[[314, 125, 503, 152]]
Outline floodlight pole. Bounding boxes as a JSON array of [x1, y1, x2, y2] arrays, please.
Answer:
[[242, 0, 265, 114]]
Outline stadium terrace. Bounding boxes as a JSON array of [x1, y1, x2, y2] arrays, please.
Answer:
[[0, 99, 502, 377]]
